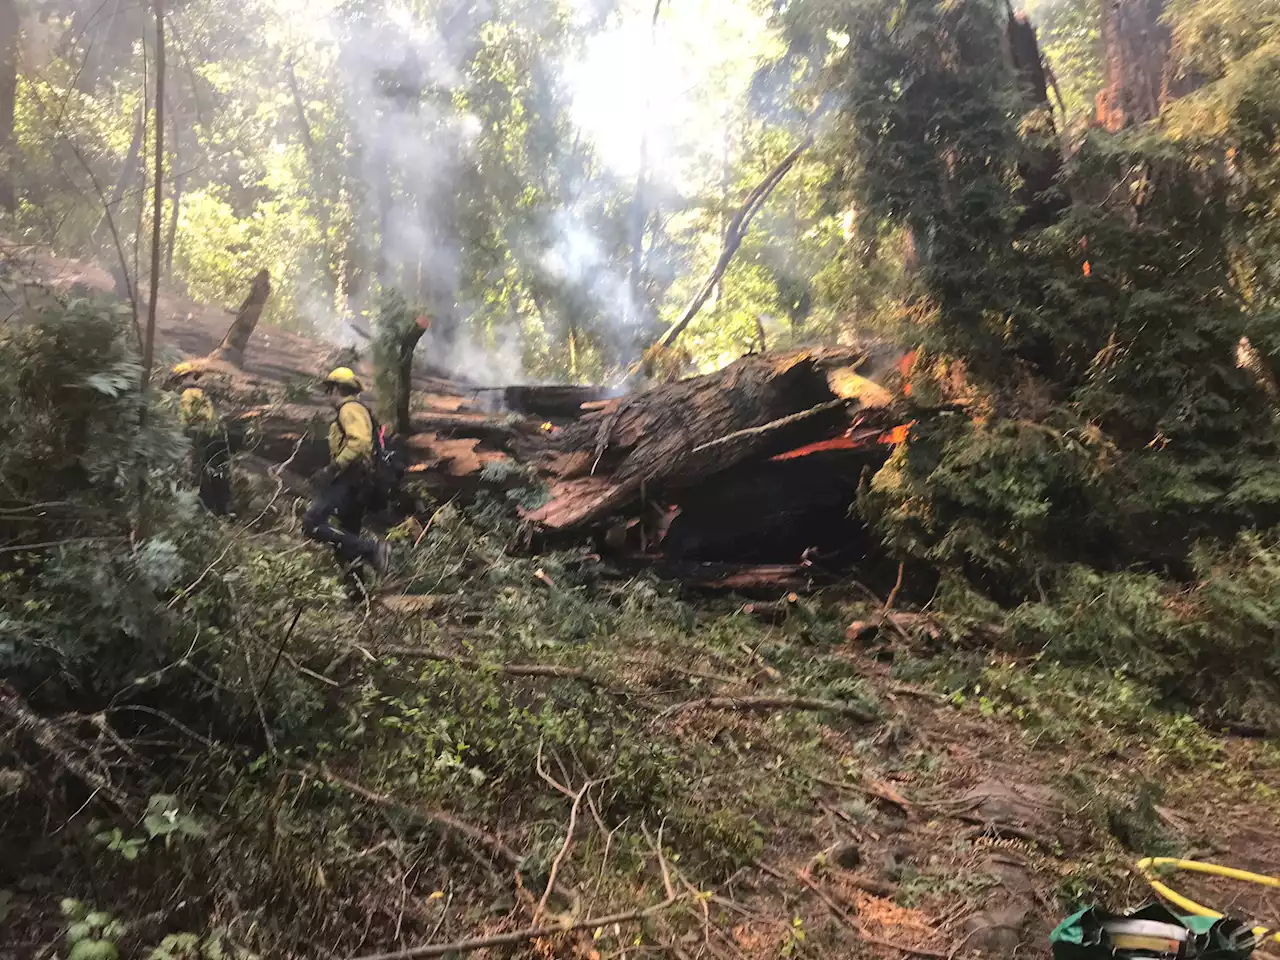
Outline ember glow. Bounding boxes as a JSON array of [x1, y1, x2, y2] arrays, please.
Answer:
[[770, 435, 859, 461], [770, 421, 913, 461]]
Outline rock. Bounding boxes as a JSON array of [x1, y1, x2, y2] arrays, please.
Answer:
[[962, 903, 1029, 954]]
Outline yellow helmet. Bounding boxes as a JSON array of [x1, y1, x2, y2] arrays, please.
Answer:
[[171, 361, 198, 378], [323, 366, 364, 392]]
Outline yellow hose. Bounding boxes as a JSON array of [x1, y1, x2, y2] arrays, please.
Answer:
[[1136, 857, 1280, 944]]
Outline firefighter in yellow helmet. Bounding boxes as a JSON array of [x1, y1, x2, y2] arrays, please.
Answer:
[[302, 367, 391, 581], [169, 361, 231, 515]]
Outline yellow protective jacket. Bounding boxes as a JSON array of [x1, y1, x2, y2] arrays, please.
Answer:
[[328, 400, 375, 469], [179, 388, 216, 429]]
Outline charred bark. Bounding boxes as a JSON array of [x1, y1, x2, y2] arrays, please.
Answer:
[[528, 347, 900, 532], [208, 270, 272, 367], [393, 317, 429, 435], [1006, 12, 1065, 230]]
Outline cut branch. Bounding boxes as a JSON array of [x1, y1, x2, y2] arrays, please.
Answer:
[[346, 893, 681, 960], [304, 762, 522, 868], [661, 695, 876, 723]]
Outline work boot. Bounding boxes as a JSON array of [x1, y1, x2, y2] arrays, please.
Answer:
[[370, 541, 392, 575]]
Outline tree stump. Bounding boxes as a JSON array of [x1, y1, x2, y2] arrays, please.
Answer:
[[208, 269, 271, 368]]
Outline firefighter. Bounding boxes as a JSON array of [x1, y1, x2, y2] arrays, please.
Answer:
[[302, 367, 391, 583], [170, 362, 232, 515]]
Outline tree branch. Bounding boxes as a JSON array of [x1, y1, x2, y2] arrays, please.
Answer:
[[347, 892, 681, 960], [631, 133, 814, 378], [660, 695, 876, 723]]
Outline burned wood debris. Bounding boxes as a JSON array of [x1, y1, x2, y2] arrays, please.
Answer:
[[215, 342, 920, 591]]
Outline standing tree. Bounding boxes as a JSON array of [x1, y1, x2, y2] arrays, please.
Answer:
[[0, 0, 19, 213]]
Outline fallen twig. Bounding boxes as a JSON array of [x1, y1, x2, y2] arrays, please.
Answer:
[[661, 695, 876, 723], [809, 773, 914, 818], [346, 893, 682, 960], [0, 685, 133, 813], [303, 762, 521, 868], [534, 776, 599, 922]]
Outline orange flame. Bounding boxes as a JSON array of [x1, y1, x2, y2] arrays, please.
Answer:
[[770, 436, 858, 461], [1082, 260, 1091, 277], [878, 423, 912, 445], [540, 421, 555, 433]]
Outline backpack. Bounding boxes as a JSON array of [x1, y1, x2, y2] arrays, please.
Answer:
[[338, 401, 407, 510]]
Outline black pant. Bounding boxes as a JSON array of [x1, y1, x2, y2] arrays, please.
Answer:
[[190, 430, 231, 515], [302, 465, 380, 568]]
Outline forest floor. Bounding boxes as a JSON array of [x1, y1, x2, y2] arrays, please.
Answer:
[[3, 245, 1279, 959]]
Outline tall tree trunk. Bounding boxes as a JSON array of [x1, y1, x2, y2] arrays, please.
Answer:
[[286, 60, 337, 299], [165, 108, 182, 275], [1006, 12, 1065, 229], [209, 270, 272, 367], [1095, 0, 1171, 131], [0, 0, 17, 214], [141, 0, 164, 394]]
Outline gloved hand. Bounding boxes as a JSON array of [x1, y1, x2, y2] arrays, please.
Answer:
[[311, 463, 340, 489]]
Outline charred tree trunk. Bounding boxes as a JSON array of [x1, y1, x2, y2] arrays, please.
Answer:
[[1096, 0, 1171, 131], [1006, 12, 1065, 229], [393, 316, 429, 435], [0, 0, 17, 214], [208, 269, 271, 367], [529, 346, 902, 531]]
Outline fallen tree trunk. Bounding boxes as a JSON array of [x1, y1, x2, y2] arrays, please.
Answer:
[[527, 346, 904, 532]]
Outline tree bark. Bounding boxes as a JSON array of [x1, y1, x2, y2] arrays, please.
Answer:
[[1095, 0, 1171, 131], [141, 0, 165, 394], [0, 0, 17, 213], [393, 316, 429, 435], [208, 269, 272, 367], [1006, 12, 1065, 229], [529, 346, 895, 531]]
